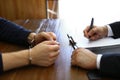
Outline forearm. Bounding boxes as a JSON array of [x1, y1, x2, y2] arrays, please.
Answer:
[[2, 50, 29, 71], [0, 18, 31, 45]]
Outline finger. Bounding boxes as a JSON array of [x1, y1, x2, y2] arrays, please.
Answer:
[[90, 34, 101, 41], [85, 26, 90, 32], [71, 48, 80, 58], [88, 27, 98, 37], [47, 32, 57, 41], [40, 32, 53, 41], [50, 55, 58, 61], [71, 59, 76, 66], [52, 45, 60, 51], [49, 50, 60, 58], [42, 41, 60, 51], [49, 44, 60, 52], [83, 26, 90, 38], [43, 41, 59, 45], [71, 51, 76, 58]]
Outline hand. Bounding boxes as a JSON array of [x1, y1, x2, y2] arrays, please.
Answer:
[[34, 32, 56, 44], [31, 41, 60, 67], [83, 26, 108, 41], [28, 32, 56, 45], [71, 48, 97, 69]]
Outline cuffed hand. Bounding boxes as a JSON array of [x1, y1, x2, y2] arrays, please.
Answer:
[[71, 48, 97, 69], [83, 26, 108, 41]]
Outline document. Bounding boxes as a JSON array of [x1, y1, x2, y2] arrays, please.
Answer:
[[63, 19, 120, 50], [71, 26, 120, 49], [76, 36, 120, 49]]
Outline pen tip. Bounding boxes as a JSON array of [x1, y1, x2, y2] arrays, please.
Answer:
[[92, 18, 94, 20], [67, 34, 70, 38]]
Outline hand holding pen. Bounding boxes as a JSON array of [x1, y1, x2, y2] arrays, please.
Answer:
[[83, 18, 94, 40], [83, 18, 108, 41]]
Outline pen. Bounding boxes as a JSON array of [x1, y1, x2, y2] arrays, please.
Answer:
[[89, 18, 94, 32], [67, 34, 78, 50]]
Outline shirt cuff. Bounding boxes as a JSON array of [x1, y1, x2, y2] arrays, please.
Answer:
[[96, 54, 102, 69], [106, 25, 113, 37]]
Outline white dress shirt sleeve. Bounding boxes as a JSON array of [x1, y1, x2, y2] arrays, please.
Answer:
[[96, 54, 102, 69], [106, 25, 114, 37]]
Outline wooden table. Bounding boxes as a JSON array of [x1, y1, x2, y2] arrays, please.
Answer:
[[0, 19, 113, 80]]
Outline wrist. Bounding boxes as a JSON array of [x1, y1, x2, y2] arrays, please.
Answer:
[[23, 50, 30, 66], [28, 46, 32, 65], [103, 26, 108, 37]]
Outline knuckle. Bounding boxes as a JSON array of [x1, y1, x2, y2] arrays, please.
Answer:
[[91, 28, 95, 32], [56, 46, 59, 50], [48, 32, 54, 36], [48, 58, 53, 62], [48, 46, 53, 50]]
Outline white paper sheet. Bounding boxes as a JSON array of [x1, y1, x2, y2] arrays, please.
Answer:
[[68, 23, 120, 49], [76, 36, 120, 48]]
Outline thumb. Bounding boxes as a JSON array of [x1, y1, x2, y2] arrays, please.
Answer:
[[43, 41, 59, 45], [41, 32, 53, 41]]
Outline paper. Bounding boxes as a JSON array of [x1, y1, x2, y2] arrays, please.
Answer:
[[76, 36, 120, 48], [71, 26, 120, 49]]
